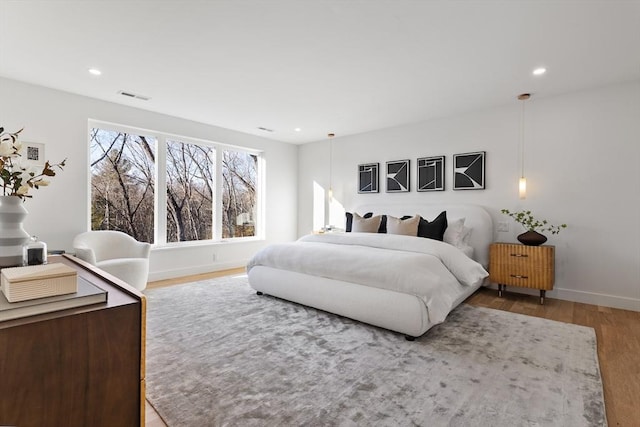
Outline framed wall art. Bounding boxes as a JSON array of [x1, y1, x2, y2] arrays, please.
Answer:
[[358, 163, 379, 193], [19, 142, 46, 166], [417, 156, 445, 192], [386, 159, 410, 193], [453, 151, 485, 190]]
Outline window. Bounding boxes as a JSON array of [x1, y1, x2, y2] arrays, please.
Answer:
[[166, 140, 214, 242], [90, 128, 156, 243], [89, 123, 261, 245], [222, 150, 257, 238]]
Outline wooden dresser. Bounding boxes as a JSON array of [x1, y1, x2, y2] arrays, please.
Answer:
[[0, 255, 146, 427], [489, 243, 555, 304]]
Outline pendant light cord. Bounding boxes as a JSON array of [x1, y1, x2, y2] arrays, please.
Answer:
[[329, 136, 333, 190], [521, 99, 525, 178], [328, 133, 335, 200]]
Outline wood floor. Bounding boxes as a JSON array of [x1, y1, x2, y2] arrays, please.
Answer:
[[144, 271, 640, 427]]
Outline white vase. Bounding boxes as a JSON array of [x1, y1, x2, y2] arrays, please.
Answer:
[[0, 196, 30, 267]]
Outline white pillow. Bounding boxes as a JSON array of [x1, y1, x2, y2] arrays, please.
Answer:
[[443, 217, 466, 246], [445, 219, 475, 258], [461, 226, 472, 245], [352, 213, 382, 233], [386, 215, 420, 236]]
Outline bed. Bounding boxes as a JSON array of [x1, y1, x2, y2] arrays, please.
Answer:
[[247, 204, 494, 339]]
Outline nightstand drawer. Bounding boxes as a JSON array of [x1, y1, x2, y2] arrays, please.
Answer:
[[499, 253, 538, 270], [490, 266, 554, 290]]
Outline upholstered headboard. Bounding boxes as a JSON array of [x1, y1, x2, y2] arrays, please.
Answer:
[[353, 203, 494, 268]]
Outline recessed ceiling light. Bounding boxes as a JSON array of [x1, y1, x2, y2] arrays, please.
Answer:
[[533, 67, 547, 76], [88, 68, 102, 76], [294, 128, 301, 132]]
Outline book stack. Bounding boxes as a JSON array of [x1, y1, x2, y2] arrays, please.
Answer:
[[0, 264, 108, 321]]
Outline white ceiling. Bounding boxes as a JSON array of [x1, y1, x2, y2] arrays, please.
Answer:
[[1, 1, 638, 144]]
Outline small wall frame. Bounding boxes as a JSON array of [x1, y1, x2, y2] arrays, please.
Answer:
[[386, 159, 410, 193], [417, 156, 445, 192], [358, 163, 379, 193], [453, 151, 485, 190], [19, 142, 46, 166]]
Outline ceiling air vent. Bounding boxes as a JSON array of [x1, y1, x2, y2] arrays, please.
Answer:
[[117, 90, 151, 101], [257, 127, 274, 133]]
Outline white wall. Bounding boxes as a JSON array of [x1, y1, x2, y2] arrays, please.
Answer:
[[298, 81, 640, 311], [0, 78, 298, 280]]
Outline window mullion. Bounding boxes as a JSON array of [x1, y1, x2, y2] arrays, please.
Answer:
[[214, 147, 223, 240], [257, 154, 265, 239], [156, 136, 168, 245]]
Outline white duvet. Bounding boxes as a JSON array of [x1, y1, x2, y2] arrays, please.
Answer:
[[247, 233, 489, 324]]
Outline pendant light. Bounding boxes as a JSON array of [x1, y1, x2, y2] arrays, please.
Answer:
[[327, 133, 335, 202], [518, 93, 530, 199]]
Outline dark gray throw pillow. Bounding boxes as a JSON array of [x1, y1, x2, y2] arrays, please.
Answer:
[[377, 215, 387, 233]]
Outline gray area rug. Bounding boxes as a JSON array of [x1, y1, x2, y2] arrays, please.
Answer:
[[144, 276, 607, 427]]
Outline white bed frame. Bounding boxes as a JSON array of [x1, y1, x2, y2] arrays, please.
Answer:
[[248, 204, 494, 339]]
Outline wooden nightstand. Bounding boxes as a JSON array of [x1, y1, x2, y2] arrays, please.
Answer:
[[489, 243, 555, 304]]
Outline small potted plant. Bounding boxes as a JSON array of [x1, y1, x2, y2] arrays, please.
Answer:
[[501, 209, 567, 246]]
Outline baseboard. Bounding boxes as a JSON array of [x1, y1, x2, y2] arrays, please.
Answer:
[[553, 287, 640, 312], [485, 283, 640, 312], [148, 260, 248, 282]]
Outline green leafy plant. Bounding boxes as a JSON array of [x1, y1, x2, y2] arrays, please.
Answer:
[[0, 126, 66, 199], [501, 209, 567, 235]]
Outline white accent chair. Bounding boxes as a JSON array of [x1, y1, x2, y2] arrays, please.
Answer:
[[73, 230, 151, 291]]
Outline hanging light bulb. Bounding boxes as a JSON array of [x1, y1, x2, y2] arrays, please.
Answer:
[[518, 94, 530, 199], [519, 176, 527, 199], [328, 133, 335, 202]]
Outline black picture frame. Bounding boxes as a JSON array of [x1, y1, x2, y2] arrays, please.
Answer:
[[417, 156, 445, 192], [453, 151, 485, 190], [358, 163, 379, 193], [386, 159, 410, 193]]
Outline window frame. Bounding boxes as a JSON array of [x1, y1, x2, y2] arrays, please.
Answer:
[[88, 120, 263, 247]]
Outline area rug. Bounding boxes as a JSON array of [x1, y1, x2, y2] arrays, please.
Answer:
[[144, 276, 607, 427]]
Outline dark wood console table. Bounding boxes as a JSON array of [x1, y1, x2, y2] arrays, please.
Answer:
[[0, 255, 146, 427]]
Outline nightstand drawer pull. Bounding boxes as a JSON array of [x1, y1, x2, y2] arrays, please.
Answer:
[[510, 274, 529, 279], [510, 254, 529, 258]]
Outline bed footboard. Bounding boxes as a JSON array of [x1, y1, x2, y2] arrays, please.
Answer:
[[248, 266, 433, 337]]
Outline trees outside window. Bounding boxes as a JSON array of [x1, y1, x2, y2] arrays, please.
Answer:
[[222, 150, 257, 238], [90, 128, 156, 243], [166, 140, 213, 242], [90, 124, 260, 244]]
